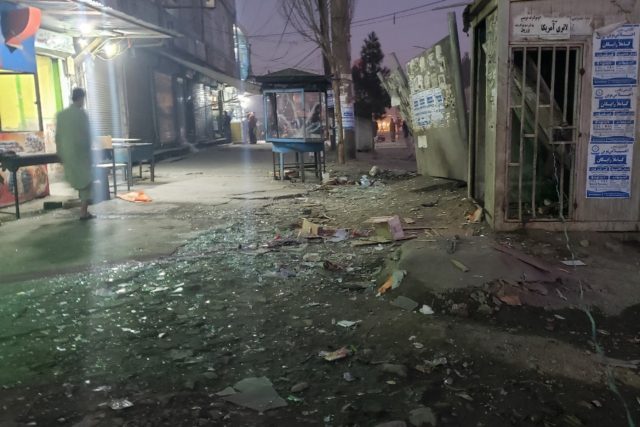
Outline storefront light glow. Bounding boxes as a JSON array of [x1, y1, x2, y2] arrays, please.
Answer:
[[78, 38, 89, 48], [103, 42, 117, 58], [79, 22, 93, 36]]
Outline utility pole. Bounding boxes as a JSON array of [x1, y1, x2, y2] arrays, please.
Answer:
[[318, 0, 336, 151], [330, 0, 356, 160]]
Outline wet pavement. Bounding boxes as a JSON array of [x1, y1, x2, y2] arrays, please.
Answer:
[[1, 144, 640, 426]]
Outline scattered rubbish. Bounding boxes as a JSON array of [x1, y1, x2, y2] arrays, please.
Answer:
[[266, 236, 300, 248], [319, 346, 352, 362], [409, 406, 437, 427], [391, 295, 419, 312], [329, 229, 349, 243], [92, 385, 111, 392], [594, 355, 640, 370], [337, 320, 361, 328], [450, 259, 469, 272], [381, 363, 408, 377], [579, 239, 590, 248], [300, 219, 321, 236], [466, 206, 483, 223], [591, 399, 602, 408], [290, 382, 309, 393], [498, 294, 522, 306], [287, 395, 304, 403], [117, 191, 152, 203], [446, 235, 459, 254], [222, 377, 287, 412], [421, 199, 439, 208], [324, 260, 345, 272], [404, 217, 416, 224], [377, 270, 407, 296], [416, 357, 448, 373], [413, 342, 424, 349], [419, 305, 434, 315], [360, 175, 372, 187], [343, 372, 355, 382], [108, 399, 134, 410], [561, 260, 587, 266], [493, 244, 553, 273], [456, 392, 474, 402], [369, 165, 380, 177], [555, 288, 568, 301], [366, 215, 405, 241]]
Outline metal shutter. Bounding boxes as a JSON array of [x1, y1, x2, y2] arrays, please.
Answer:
[[192, 83, 207, 142], [83, 57, 122, 137]]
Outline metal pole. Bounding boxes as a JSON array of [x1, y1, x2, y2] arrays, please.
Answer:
[[448, 12, 468, 151]]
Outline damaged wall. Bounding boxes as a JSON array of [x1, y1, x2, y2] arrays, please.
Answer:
[[470, 0, 640, 231]]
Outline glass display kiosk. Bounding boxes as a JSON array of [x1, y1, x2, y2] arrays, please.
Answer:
[[256, 69, 330, 182]]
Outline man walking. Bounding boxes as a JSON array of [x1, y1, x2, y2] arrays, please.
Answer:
[[248, 112, 258, 144], [55, 88, 95, 220]]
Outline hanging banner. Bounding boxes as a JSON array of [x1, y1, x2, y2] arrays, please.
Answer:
[[587, 24, 640, 199], [0, 2, 40, 73]]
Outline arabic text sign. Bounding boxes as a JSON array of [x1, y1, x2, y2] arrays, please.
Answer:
[[593, 24, 639, 87], [411, 88, 445, 129], [586, 24, 639, 199], [586, 143, 634, 198], [513, 15, 570, 39], [590, 87, 637, 144]]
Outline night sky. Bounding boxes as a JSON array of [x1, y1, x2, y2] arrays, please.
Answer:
[[235, 0, 471, 76]]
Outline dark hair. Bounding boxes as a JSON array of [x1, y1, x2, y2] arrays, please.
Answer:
[[72, 88, 86, 102]]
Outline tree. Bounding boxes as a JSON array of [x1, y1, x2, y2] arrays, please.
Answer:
[[352, 32, 391, 120], [282, 0, 356, 164]]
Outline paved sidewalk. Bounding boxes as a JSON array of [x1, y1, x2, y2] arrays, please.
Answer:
[[0, 143, 310, 283]]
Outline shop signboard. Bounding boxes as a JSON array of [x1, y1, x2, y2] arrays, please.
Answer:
[[587, 24, 640, 198], [0, 2, 40, 73]]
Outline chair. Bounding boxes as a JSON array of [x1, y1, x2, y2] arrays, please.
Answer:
[[114, 142, 155, 182], [95, 136, 129, 197]]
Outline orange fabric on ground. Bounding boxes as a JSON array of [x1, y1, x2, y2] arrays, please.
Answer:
[[117, 191, 152, 203]]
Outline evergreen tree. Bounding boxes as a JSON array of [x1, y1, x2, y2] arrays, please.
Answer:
[[352, 32, 391, 119]]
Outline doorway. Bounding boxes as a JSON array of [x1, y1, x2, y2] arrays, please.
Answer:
[[506, 45, 582, 221]]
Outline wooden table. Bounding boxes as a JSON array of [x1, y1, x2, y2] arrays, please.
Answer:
[[0, 153, 61, 219]]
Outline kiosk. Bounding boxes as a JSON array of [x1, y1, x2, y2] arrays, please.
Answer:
[[255, 69, 330, 182]]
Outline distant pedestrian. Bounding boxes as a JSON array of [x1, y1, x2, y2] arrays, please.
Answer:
[[248, 112, 258, 144], [55, 88, 95, 220], [389, 117, 396, 142], [222, 110, 232, 143], [402, 120, 410, 138]]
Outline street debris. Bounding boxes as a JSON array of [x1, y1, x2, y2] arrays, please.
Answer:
[[377, 270, 407, 296], [419, 305, 435, 315], [324, 260, 345, 272], [369, 165, 380, 177], [366, 215, 405, 241], [319, 346, 352, 361], [107, 399, 134, 410], [409, 406, 437, 426], [343, 372, 355, 382], [290, 382, 309, 393], [337, 320, 361, 328], [450, 259, 470, 272], [466, 206, 483, 223], [360, 175, 372, 187], [221, 377, 287, 412], [562, 259, 587, 266], [117, 191, 152, 203], [391, 295, 419, 312]]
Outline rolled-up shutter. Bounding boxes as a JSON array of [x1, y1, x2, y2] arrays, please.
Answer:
[[154, 72, 177, 146], [83, 57, 122, 137], [192, 83, 207, 141]]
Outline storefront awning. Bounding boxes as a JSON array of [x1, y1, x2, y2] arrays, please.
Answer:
[[18, 0, 181, 39], [157, 50, 261, 94]]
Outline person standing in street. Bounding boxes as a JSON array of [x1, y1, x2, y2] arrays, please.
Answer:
[[248, 112, 258, 144], [389, 117, 397, 142], [222, 110, 232, 143], [55, 88, 95, 220]]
